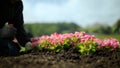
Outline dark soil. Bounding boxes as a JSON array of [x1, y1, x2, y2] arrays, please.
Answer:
[[0, 48, 120, 68]]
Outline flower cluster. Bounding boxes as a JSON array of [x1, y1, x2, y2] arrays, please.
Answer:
[[95, 38, 120, 49], [30, 31, 120, 55]]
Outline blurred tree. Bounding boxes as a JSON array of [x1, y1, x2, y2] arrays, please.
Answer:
[[24, 22, 81, 36], [86, 23, 112, 34], [114, 19, 120, 34], [57, 22, 80, 33]]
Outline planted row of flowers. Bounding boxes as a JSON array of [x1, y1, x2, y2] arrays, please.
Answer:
[[30, 31, 120, 55]]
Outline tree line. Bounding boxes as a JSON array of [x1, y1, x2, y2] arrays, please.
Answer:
[[24, 22, 81, 36], [24, 19, 120, 36]]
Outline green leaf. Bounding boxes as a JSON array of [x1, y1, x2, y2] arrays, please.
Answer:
[[19, 46, 26, 52], [48, 46, 55, 51]]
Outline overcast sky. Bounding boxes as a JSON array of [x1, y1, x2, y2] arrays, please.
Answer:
[[22, 0, 120, 27]]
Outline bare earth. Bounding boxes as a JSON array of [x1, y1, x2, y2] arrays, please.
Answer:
[[0, 48, 120, 68]]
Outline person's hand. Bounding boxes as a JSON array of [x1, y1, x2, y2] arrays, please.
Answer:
[[25, 42, 33, 51]]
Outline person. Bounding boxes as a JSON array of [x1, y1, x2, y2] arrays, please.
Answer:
[[0, 27, 21, 56], [0, 0, 33, 56]]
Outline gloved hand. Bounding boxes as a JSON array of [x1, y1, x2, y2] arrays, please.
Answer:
[[25, 42, 33, 51]]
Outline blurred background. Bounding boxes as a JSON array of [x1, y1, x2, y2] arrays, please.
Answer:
[[22, 0, 120, 41]]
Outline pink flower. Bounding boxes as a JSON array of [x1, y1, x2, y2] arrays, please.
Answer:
[[31, 31, 120, 51], [51, 39, 58, 45], [30, 37, 39, 42], [31, 41, 39, 47], [95, 38, 120, 49], [94, 38, 104, 46]]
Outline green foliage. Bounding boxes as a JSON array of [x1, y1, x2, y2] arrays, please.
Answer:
[[76, 41, 98, 55], [114, 19, 120, 34], [24, 19, 120, 36], [55, 46, 63, 53], [24, 22, 81, 36], [83, 23, 113, 34]]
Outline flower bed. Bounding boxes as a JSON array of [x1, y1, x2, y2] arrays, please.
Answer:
[[30, 31, 120, 55], [1, 31, 120, 68]]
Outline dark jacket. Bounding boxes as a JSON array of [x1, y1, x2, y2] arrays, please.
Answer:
[[0, 0, 31, 46]]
